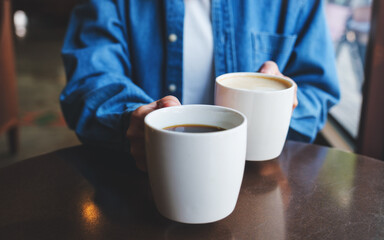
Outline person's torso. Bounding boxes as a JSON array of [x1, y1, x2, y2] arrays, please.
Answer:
[[117, 0, 304, 102]]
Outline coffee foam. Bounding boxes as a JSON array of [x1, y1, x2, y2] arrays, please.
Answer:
[[219, 76, 290, 91]]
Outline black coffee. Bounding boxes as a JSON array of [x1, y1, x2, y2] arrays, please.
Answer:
[[164, 124, 226, 133]]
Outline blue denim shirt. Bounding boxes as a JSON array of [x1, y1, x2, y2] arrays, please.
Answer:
[[61, 0, 340, 151]]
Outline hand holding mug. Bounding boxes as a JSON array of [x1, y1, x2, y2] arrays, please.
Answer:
[[126, 95, 181, 171], [258, 61, 298, 110]]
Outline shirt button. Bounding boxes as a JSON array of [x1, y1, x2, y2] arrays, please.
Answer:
[[168, 84, 177, 93], [168, 33, 177, 43]]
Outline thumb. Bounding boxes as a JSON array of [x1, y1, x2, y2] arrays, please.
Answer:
[[156, 95, 181, 109], [258, 61, 283, 76]]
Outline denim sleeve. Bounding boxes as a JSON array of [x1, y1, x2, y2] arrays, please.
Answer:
[[285, 0, 340, 142], [60, 0, 153, 151]]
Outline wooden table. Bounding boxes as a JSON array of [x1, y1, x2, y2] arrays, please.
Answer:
[[0, 141, 383, 239]]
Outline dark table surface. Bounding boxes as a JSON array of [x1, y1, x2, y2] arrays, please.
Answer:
[[0, 140, 383, 239]]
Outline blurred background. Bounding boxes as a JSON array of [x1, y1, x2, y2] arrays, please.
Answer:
[[324, 0, 373, 149], [0, 0, 381, 168], [0, 0, 80, 167]]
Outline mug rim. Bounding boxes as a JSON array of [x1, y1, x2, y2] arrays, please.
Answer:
[[144, 104, 247, 136], [215, 72, 295, 94]]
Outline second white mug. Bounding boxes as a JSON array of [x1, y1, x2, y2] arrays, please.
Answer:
[[215, 72, 295, 161]]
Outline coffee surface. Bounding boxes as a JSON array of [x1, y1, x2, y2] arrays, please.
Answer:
[[164, 124, 226, 133], [220, 76, 290, 91]]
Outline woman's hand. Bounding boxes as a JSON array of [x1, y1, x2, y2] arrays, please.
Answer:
[[126, 95, 181, 171], [259, 61, 298, 110]]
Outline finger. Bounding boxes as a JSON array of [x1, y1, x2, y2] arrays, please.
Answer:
[[293, 96, 298, 110], [132, 101, 157, 121], [258, 61, 283, 76], [156, 95, 181, 108], [259, 62, 298, 110], [293, 82, 299, 110], [131, 96, 180, 128], [129, 102, 158, 130]]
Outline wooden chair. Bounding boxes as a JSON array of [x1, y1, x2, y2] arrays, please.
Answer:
[[0, 0, 19, 154]]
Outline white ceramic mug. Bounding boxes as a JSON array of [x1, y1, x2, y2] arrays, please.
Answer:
[[144, 105, 247, 224], [215, 72, 295, 161]]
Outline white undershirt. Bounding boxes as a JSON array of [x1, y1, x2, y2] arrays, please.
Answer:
[[183, 0, 214, 104]]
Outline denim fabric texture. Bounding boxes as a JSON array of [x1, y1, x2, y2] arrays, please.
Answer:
[[60, 0, 340, 152]]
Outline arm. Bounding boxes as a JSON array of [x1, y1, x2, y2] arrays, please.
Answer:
[[60, 0, 153, 151], [284, 0, 340, 142]]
